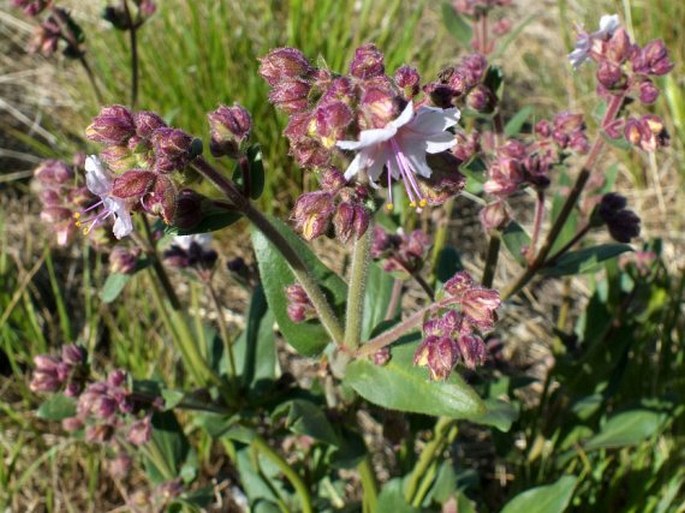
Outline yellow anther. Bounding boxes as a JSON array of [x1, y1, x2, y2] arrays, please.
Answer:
[[418, 199, 427, 208], [409, 201, 417, 208], [385, 203, 394, 212], [73, 212, 81, 219]]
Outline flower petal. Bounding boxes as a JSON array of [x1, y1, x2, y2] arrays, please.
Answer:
[[409, 106, 460, 135], [598, 14, 619, 35], [85, 155, 111, 195], [388, 100, 415, 130], [337, 125, 396, 151], [425, 131, 457, 154], [343, 152, 363, 180]]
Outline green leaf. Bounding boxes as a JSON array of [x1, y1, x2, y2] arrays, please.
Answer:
[[101, 273, 130, 303], [434, 246, 463, 285], [584, 409, 666, 451], [542, 244, 632, 277], [500, 475, 577, 513], [362, 263, 396, 340], [145, 410, 192, 484], [504, 106, 534, 137], [36, 395, 76, 421], [377, 478, 421, 513], [235, 284, 277, 389], [501, 221, 530, 266], [272, 399, 339, 447], [476, 399, 519, 432], [161, 389, 186, 410], [251, 218, 347, 356], [345, 339, 487, 421], [440, 2, 473, 46]]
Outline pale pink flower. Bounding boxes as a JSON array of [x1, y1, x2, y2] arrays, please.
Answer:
[[76, 155, 133, 239], [568, 14, 620, 69], [337, 101, 459, 210]]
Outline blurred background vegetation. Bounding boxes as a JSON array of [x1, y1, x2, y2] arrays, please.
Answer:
[[0, 0, 683, 511]]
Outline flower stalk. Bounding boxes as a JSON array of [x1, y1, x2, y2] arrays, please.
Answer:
[[344, 221, 373, 350]]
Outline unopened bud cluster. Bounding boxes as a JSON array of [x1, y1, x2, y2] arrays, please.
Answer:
[[414, 271, 500, 380], [371, 227, 430, 276], [285, 284, 316, 323], [593, 193, 641, 243], [163, 234, 218, 275], [30, 344, 88, 395], [103, 0, 156, 31], [11, 1, 86, 58], [291, 168, 370, 242]]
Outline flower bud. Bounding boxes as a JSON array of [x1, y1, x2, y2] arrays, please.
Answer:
[[350, 43, 385, 79], [466, 84, 496, 113], [415, 335, 459, 381], [319, 167, 347, 192], [457, 334, 486, 369], [111, 170, 157, 198], [315, 101, 354, 148], [268, 79, 312, 113], [61, 344, 87, 366], [208, 104, 252, 158], [172, 189, 205, 229], [605, 28, 631, 63], [596, 60, 624, 89], [291, 191, 335, 240], [86, 105, 136, 146], [597, 193, 641, 242], [632, 39, 674, 76], [128, 416, 152, 446], [12, 0, 50, 16], [285, 284, 316, 323], [141, 175, 177, 224], [394, 65, 421, 98], [259, 48, 315, 86], [638, 80, 659, 105], [134, 111, 167, 138], [479, 201, 510, 232], [34, 159, 73, 185], [151, 128, 195, 172]]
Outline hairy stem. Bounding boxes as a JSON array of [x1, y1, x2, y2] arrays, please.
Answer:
[[121, 0, 139, 108], [344, 223, 373, 350], [501, 93, 625, 300]]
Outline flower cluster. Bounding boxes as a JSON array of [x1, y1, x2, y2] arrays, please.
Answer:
[[30, 344, 88, 395], [569, 15, 673, 153], [284, 284, 316, 323], [371, 226, 430, 276], [103, 0, 156, 31], [260, 44, 466, 229], [594, 193, 641, 243], [424, 53, 493, 112], [414, 271, 500, 380], [80, 105, 205, 237], [61, 369, 157, 446], [11, 1, 86, 58]]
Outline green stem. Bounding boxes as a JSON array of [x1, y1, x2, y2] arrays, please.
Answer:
[[429, 198, 454, 280], [545, 223, 591, 265], [502, 92, 626, 300], [344, 223, 373, 350], [252, 435, 313, 513], [358, 455, 378, 513], [481, 231, 501, 288], [140, 215, 181, 310], [404, 417, 453, 504], [192, 158, 345, 346]]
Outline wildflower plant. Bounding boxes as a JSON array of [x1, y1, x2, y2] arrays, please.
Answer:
[[20, 4, 680, 512]]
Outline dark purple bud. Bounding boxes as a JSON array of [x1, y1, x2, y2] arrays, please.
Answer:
[[461, 287, 500, 330], [597, 60, 624, 89], [352, 204, 371, 240], [394, 65, 421, 98], [319, 167, 347, 192], [606, 28, 631, 63], [141, 175, 177, 224], [268, 79, 312, 113], [291, 191, 335, 240], [466, 84, 496, 113], [61, 344, 86, 366], [95, 395, 118, 419], [350, 43, 385, 79], [597, 193, 641, 242], [151, 128, 195, 172], [443, 271, 475, 298], [134, 111, 167, 138], [457, 334, 486, 369], [34, 159, 73, 185], [333, 202, 355, 244], [638, 80, 659, 104], [126, 416, 152, 447], [535, 119, 552, 138], [426, 336, 460, 380], [479, 201, 510, 232], [208, 104, 252, 158], [259, 48, 315, 86], [315, 101, 354, 147], [632, 39, 674, 76], [108, 369, 127, 388], [86, 105, 136, 146], [111, 170, 157, 198], [285, 284, 315, 323], [64, 382, 83, 398]]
